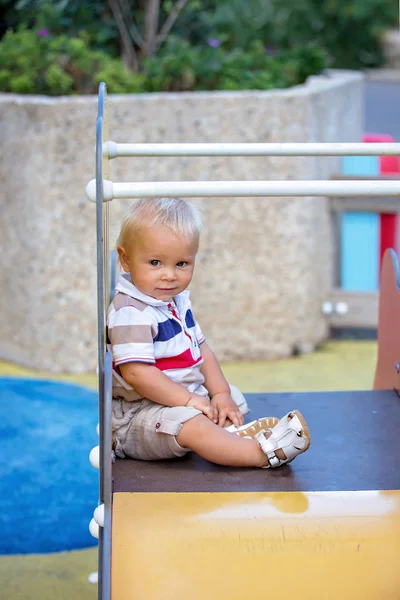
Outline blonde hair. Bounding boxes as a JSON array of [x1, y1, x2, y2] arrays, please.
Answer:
[[116, 197, 203, 248]]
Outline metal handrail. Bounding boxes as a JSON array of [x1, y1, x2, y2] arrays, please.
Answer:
[[85, 178, 400, 202], [103, 141, 400, 158]]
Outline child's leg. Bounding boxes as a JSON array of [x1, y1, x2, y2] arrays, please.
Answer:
[[178, 411, 310, 468], [177, 414, 277, 468]]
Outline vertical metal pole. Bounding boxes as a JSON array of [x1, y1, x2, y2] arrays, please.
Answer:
[[332, 210, 343, 288], [96, 82, 112, 600]]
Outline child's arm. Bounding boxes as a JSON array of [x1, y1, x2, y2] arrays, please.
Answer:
[[199, 341, 230, 396], [119, 362, 218, 422], [200, 342, 244, 427]]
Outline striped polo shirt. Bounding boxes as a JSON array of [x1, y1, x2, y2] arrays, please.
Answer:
[[107, 273, 206, 401]]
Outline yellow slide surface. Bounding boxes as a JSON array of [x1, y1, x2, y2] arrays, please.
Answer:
[[112, 490, 400, 600]]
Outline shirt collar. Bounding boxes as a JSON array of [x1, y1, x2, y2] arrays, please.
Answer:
[[115, 273, 189, 308]]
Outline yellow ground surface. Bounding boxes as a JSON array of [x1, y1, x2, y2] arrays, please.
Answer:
[[0, 548, 98, 600], [0, 340, 377, 393], [0, 340, 378, 600]]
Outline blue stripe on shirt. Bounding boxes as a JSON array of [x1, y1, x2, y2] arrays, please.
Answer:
[[153, 317, 182, 342], [185, 309, 195, 328]]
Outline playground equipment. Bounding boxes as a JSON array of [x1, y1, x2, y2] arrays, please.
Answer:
[[327, 133, 400, 330], [86, 83, 400, 600]]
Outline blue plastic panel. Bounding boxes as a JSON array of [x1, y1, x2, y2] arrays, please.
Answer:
[[340, 155, 380, 291], [342, 155, 379, 177], [341, 212, 379, 291]]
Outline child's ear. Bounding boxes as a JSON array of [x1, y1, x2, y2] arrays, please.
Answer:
[[117, 246, 130, 272]]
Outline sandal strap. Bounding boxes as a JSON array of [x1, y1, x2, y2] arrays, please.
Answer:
[[256, 431, 282, 467], [255, 412, 308, 468], [267, 453, 280, 468]]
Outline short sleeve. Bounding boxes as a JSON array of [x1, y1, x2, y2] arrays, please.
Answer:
[[107, 303, 156, 366], [195, 321, 205, 345]]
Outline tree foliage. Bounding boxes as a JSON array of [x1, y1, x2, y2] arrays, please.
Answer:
[[0, 0, 397, 94]]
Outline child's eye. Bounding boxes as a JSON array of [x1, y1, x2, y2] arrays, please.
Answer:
[[176, 261, 188, 267], [150, 260, 161, 266]]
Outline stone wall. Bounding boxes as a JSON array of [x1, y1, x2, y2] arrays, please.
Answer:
[[0, 70, 363, 373]]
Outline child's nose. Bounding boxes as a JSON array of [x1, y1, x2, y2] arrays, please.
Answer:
[[162, 268, 176, 281]]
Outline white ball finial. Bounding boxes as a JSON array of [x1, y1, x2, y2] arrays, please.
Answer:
[[85, 178, 114, 202], [335, 301, 349, 315], [94, 504, 105, 528], [322, 301, 333, 315], [88, 572, 98, 584], [89, 446, 100, 469], [89, 518, 99, 539], [85, 179, 97, 202]]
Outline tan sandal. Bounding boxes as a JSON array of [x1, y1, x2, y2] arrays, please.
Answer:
[[226, 417, 280, 438]]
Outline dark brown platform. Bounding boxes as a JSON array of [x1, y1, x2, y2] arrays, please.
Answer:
[[113, 389, 400, 493]]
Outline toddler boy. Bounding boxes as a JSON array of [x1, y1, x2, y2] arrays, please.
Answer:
[[108, 197, 310, 468]]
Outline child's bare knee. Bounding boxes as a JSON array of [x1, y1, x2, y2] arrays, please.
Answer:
[[177, 414, 209, 447]]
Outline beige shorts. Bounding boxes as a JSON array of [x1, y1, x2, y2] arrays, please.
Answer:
[[112, 384, 249, 461]]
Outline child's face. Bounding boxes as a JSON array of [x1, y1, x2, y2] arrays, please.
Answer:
[[118, 223, 198, 301]]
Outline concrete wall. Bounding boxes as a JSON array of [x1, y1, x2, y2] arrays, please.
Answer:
[[0, 70, 364, 373]]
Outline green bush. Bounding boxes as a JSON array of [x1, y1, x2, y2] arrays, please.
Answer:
[[306, 0, 398, 68], [0, 28, 144, 95], [0, 28, 328, 95], [1, 0, 397, 97], [142, 37, 329, 92], [201, 0, 398, 69], [4, 0, 119, 55], [8, 0, 398, 71]]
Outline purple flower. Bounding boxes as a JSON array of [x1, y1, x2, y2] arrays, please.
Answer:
[[207, 38, 221, 48], [37, 28, 50, 37], [265, 45, 275, 56]]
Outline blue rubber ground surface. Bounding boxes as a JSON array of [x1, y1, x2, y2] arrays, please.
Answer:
[[0, 377, 99, 554]]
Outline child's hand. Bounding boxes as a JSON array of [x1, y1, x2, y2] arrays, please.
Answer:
[[187, 394, 218, 423], [211, 392, 245, 427]]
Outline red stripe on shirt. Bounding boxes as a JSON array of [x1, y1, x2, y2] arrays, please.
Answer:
[[113, 358, 155, 370], [155, 349, 202, 371]]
